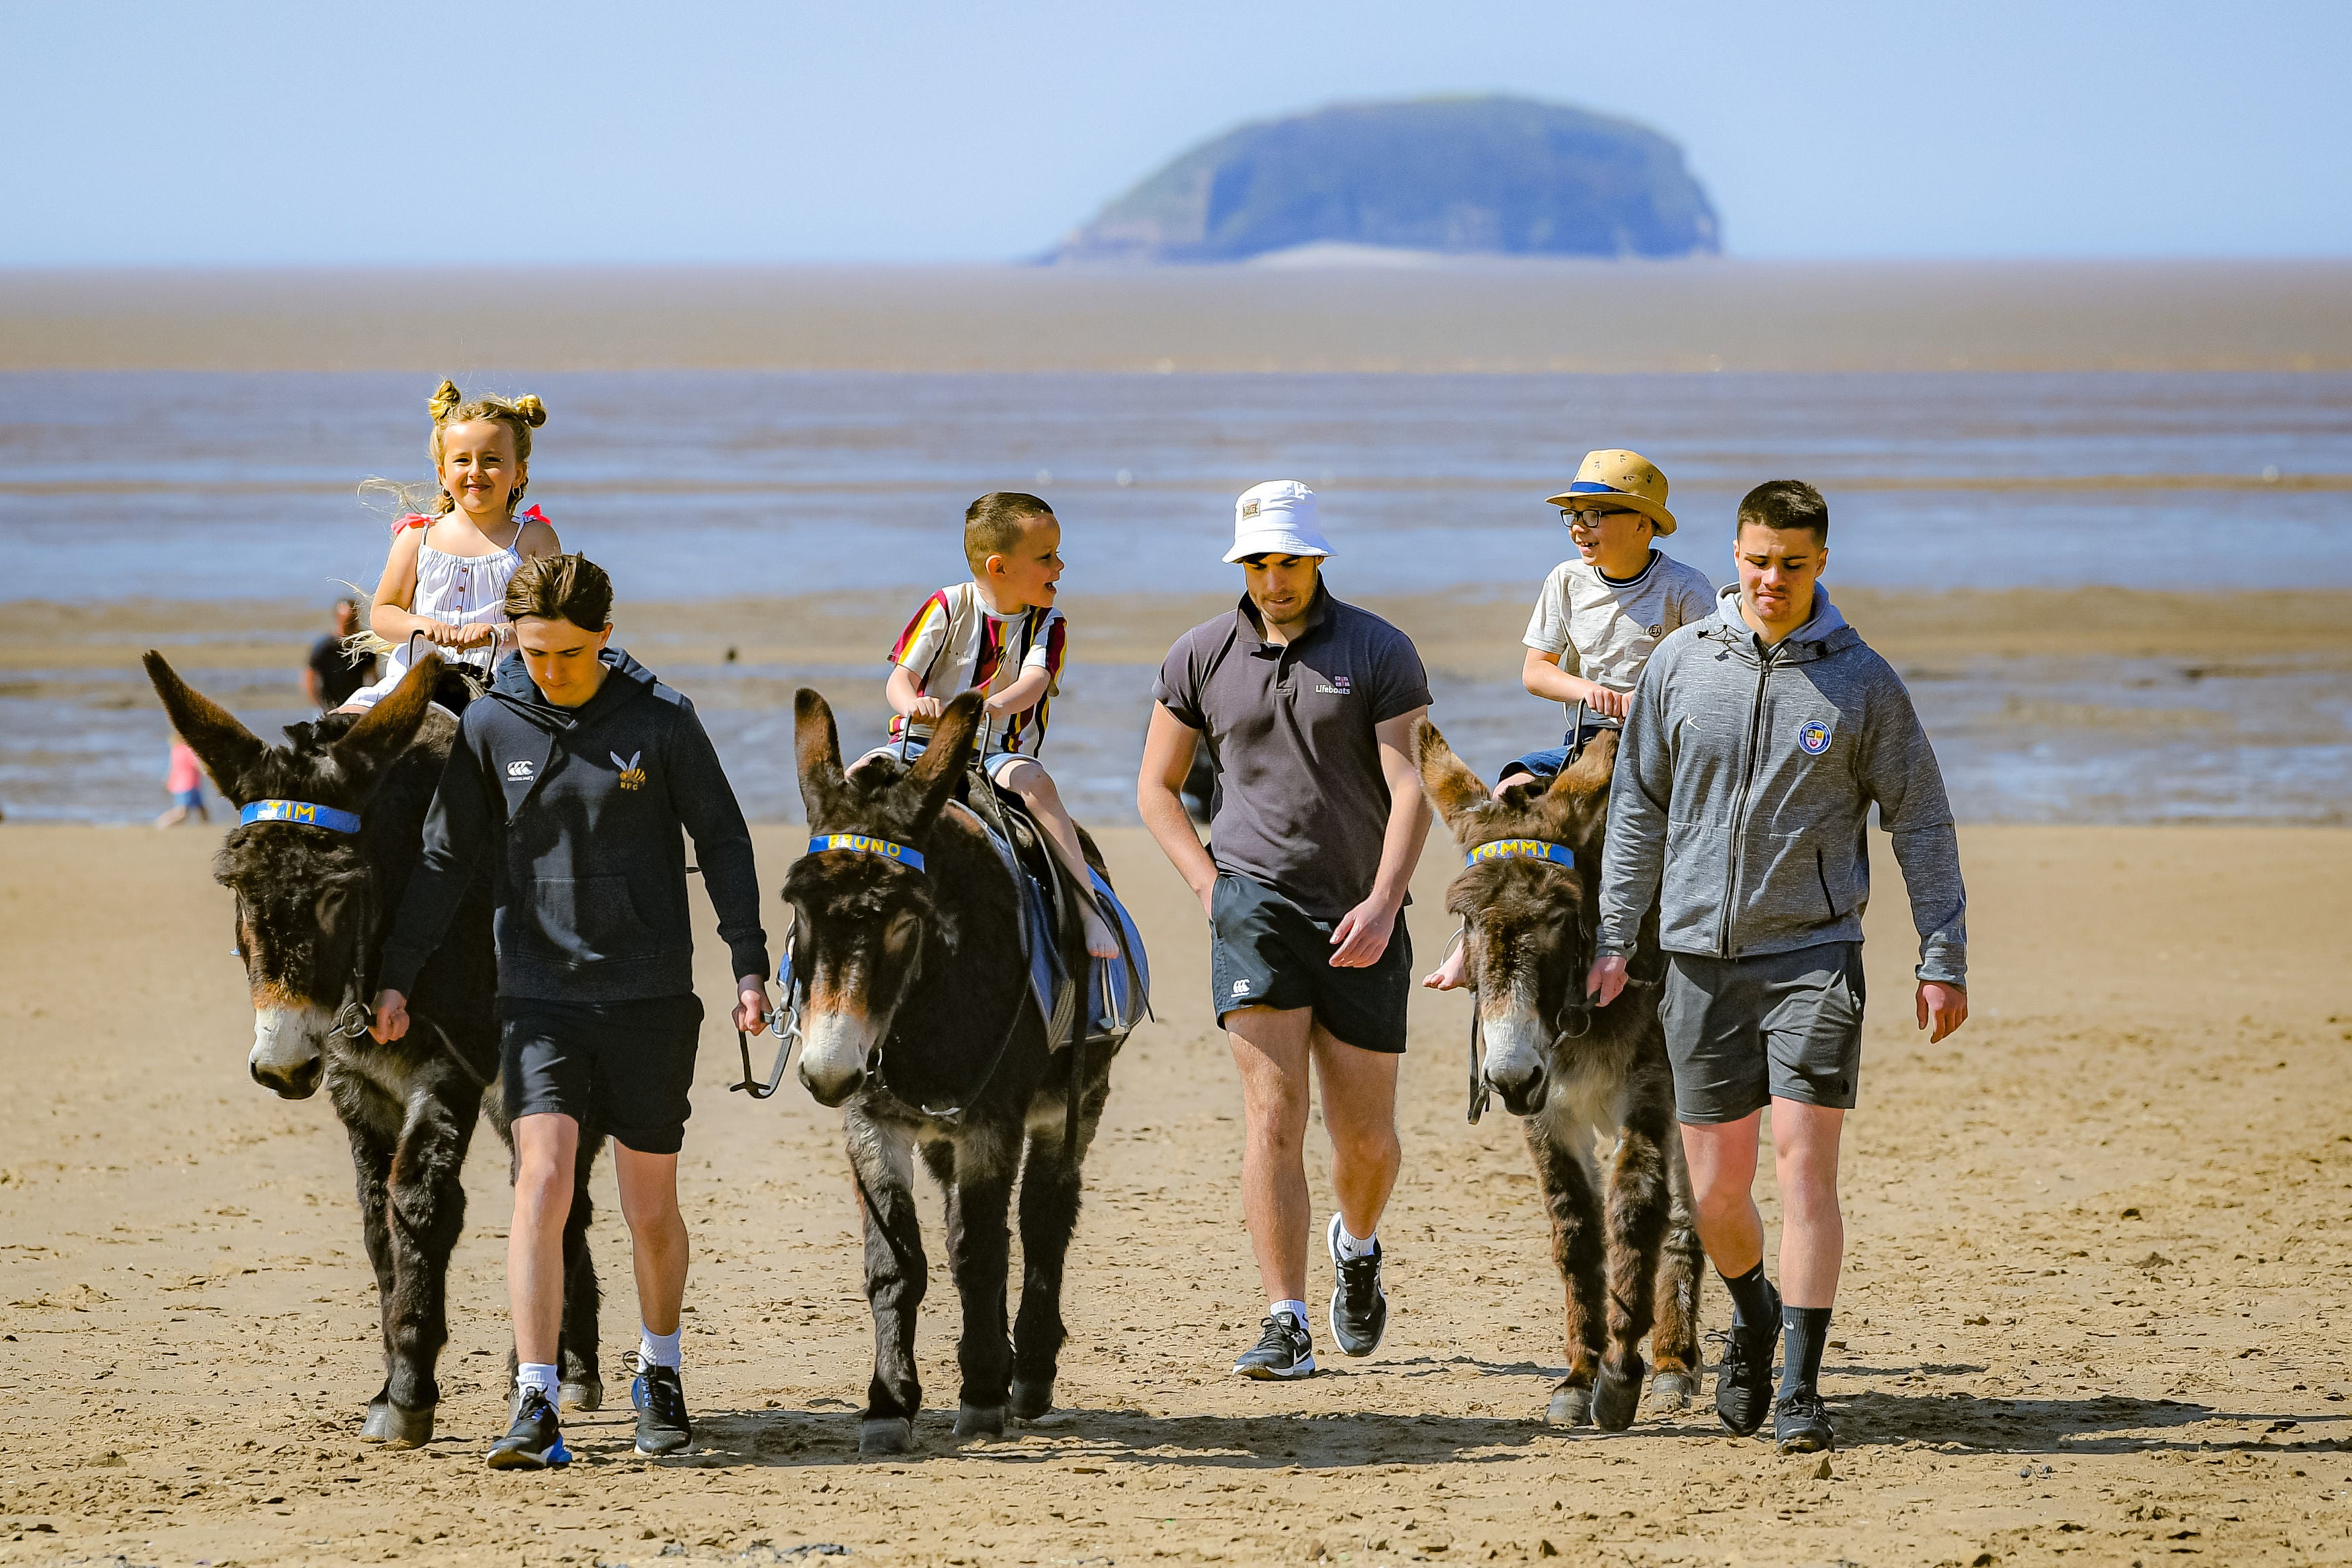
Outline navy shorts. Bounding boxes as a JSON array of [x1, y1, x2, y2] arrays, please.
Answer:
[[1659, 942, 1865, 1123], [1209, 873, 1412, 1053], [501, 994, 704, 1154]]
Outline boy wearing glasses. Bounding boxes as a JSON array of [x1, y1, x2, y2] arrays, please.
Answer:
[[1425, 449, 1711, 992]]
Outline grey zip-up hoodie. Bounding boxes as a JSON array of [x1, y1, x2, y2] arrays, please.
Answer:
[[1597, 586, 1966, 986]]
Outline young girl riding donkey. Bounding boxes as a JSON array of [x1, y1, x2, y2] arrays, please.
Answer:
[[340, 380, 561, 713]]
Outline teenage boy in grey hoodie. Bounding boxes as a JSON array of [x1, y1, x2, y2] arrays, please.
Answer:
[[370, 554, 773, 1470], [1587, 480, 1968, 1455]]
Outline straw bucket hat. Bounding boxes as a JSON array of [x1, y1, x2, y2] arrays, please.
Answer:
[[1545, 449, 1677, 535]]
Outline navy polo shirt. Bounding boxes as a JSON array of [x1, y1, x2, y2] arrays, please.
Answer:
[[1154, 584, 1431, 920]]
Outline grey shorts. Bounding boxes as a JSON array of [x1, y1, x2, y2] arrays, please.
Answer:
[[1659, 941, 1865, 1123]]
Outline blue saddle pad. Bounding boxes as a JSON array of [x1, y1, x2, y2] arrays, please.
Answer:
[[1018, 861, 1149, 1043]]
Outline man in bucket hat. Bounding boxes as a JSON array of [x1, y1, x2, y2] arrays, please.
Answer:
[[1138, 480, 1433, 1380]]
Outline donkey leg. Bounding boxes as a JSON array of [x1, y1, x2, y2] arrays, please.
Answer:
[[1592, 1111, 1676, 1432], [1009, 1106, 1097, 1420], [378, 1091, 480, 1448], [848, 1110, 927, 1456], [1649, 1133, 1706, 1411], [1527, 1123, 1608, 1427], [558, 1127, 605, 1411], [347, 1117, 402, 1442], [929, 1127, 1019, 1438]]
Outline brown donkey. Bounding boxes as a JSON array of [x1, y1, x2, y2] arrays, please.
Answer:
[[786, 689, 1126, 1456], [1416, 721, 1703, 1430]]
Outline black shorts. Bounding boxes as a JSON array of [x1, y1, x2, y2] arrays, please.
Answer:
[[1659, 942, 1864, 1124], [1209, 873, 1412, 1054], [500, 994, 705, 1155]]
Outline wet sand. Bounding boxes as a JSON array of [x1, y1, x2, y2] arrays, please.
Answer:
[[2, 818, 2349, 1566], [7, 260, 2352, 372]]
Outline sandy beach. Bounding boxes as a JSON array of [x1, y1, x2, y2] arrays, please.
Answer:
[[2, 814, 2348, 1567]]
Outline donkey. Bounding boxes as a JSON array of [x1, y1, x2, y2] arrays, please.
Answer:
[[144, 651, 605, 1447], [1415, 721, 1703, 1431], [786, 689, 1124, 1456]]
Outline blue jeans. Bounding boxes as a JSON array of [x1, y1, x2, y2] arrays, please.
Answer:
[[1499, 717, 1613, 785]]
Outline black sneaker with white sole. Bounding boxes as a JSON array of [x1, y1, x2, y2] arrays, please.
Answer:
[[1232, 1311, 1316, 1380], [1773, 1391, 1835, 1453], [1713, 1279, 1782, 1437], [1325, 1213, 1388, 1357], [630, 1359, 694, 1456], [486, 1387, 571, 1470]]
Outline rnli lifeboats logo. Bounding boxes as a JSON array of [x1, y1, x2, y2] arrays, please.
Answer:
[[612, 751, 646, 791], [1798, 720, 1833, 756]]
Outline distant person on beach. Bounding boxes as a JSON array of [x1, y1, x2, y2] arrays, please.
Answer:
[[1588, 480, 1968, 1455], [304, 595, 376, 711], [370, 553, 772, 1469], [870, 491, 1118, 957], [1423, 447, 1712, 991], [155, 736, 208, 828], [1138, 481, 1432, 1381], [339, 380, 560, 715]]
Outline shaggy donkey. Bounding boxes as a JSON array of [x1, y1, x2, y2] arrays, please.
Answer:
[[786, 689, 1122, 1456], [144, 652, 605, 1447], [1415, 721, 1703, 1430]]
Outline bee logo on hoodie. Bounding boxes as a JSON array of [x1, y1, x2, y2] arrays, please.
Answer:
[[612, 751, 646, 791]]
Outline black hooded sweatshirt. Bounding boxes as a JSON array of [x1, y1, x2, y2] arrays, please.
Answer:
[[379, 648, 769, 1004]]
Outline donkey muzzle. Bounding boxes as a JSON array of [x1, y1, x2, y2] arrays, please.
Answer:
[[796, 1008, 882, 1108], [249, 1004, 329, 1099], [1479, 1008, 1552, 1116]]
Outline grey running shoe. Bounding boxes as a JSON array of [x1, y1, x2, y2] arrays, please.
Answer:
[[1325, 1213, 1388, 1358], [630, 1360, 694, 1456], [487, 1387, 571, 1470], [1232, 1311, 1316, 1380], [1713, 1280, 1782, 1437], [1773, 1391, 1835, 1454]]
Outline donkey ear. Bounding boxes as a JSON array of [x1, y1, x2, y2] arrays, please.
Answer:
[[144, 651, 265, 804], [331, 650, 439, 779], [903, 690, 983, 828], [1540, 729, 1620, 840], [792, 687, 849, 827], [1413, 717, 1491, 837]]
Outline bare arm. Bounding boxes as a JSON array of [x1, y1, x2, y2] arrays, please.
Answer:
[[1138, 702, 1218, 914], [984, 664, 1050, 720], [885, 663, 943, 724], [1521, 648, 1628, 720], [1329, 706, 1433, 967], [366, 528, 431, 644], [516, 517, 560, 559]]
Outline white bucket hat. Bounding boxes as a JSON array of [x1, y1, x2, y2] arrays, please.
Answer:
[[1224, 480, 1333, 563]]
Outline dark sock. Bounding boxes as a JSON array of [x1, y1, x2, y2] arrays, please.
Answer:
[[1719, 1262, 1775, 1330], [1780, 1306, 1833, 1399]]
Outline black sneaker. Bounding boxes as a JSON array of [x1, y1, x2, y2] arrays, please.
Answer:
[[1713, 1280, 1782, 1437], [1232, 1311, 1316, 1380], [1773, 1391, 1835, 1453], [1325, 1213, 1388, 1357], [487, 1387, 571, 1470], [630, 1358, 694, 1456]]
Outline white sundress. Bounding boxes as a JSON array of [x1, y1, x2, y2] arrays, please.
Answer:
[[343, 516, 527, 711]]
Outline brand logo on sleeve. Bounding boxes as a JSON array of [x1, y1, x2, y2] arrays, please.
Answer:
[[612, 751, 645, 791], [505, 759, 534, 779], [1232, 979, 1251, 996], [1797, 720, 1833, 756]]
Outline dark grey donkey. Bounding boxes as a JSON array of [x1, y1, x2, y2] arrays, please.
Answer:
[[1415, 721, 1704, 1430], [784, 689, 1126, 1456], [144, 651, 605, 1447]]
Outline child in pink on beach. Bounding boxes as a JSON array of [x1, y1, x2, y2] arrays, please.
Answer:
[[340, 380, 561, 713], [874, 492, 1118, 958], [156, 738, 209, 828]]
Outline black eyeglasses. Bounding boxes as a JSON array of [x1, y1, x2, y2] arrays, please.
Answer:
[[1561, 506, 1633, 528]]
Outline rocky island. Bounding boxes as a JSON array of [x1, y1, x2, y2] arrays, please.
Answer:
[[1050, 94, 1719, 265]]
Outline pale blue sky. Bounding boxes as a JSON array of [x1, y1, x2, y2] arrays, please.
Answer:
[[5, 0, 2347, 265]]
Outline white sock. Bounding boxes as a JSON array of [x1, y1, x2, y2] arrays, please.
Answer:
[[517, 1361, 559, 1401], [1271, 1299, 1310, 1330], [1335, 1220, 1378, 1260], [638, 1323, 682, 1370]]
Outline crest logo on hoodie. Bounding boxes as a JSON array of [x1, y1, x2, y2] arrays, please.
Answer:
[[1798, 720, 1833, 756], [612, 751, 646, 791]]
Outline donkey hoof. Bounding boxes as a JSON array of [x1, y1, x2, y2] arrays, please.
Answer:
[[1593, 1355, 1646, 1432], [954, 1404, 1006, 1439], [1649, 1370, 1697, 1411], [1009, 1378, 1055, 1421], [1545, 1383, 1595, 1428], [561, 1376, 603, 1413], [365, 1401, 435, 1450], [858, 1417, 916, 1457], [360, 1399, 394, 1443]]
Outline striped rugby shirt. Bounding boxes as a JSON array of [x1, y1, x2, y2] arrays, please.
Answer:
[[886, 582, 1068, 754]]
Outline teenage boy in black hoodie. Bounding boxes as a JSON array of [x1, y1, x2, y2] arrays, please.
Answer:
[[370, 554, 771, 1469]]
